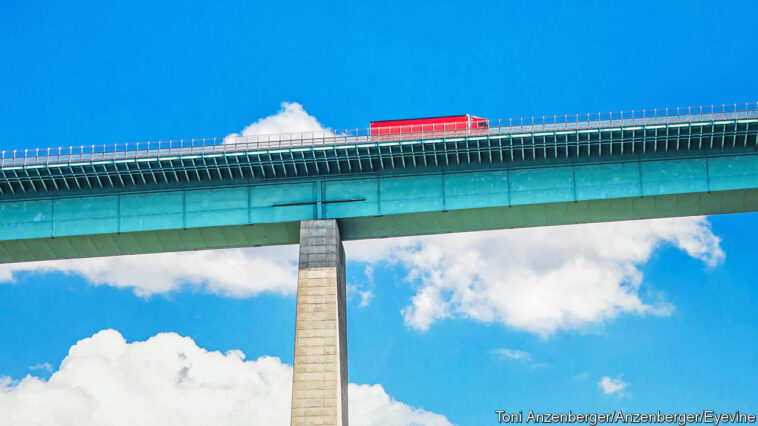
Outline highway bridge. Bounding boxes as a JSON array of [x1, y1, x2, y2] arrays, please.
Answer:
[[1, 102, 757, 425]]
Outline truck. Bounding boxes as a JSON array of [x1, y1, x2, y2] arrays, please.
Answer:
[[369, 114, 488, 140]]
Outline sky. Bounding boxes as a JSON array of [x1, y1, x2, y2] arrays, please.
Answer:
[[1, 1, 757, 425]]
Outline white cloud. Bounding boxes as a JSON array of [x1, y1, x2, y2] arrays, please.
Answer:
[[572, 372, 589, 381], [0, 246, 299, 297], [492, 348, 532, 362], [598, 376, 629, 398], [0, 329, 451, 426], [357, 289, 374, 307], [349, 284, 375, 308], [224, 102, 334, 144], [346, 216, 724, 336], [492, 348, 545, 368], [0, 217, 724, 336], [348, 264, 376, 308], [351, 383, 451, 425], [0, 268, 13, 283], [28, 363, 52, 373], [0, 376, 14, 390], [348, 284, 374, 308]]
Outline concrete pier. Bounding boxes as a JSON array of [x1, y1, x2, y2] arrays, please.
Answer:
[[290, 220, 348, 425]]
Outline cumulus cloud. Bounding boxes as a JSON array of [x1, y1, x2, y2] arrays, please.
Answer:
[[346, 216, 724, 336], [0, 376, 14, 390], [350, 384, 452, 425], [0, 246, 298, 297], [0, 216, 725, 335], [0, 330, 451, 426], [224, 102, 334, 144], [598, 376, 629, 398]]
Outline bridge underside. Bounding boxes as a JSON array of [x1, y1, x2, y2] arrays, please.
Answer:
[[1, 187, 757, 263]]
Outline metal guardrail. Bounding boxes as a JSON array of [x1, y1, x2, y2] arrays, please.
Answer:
[[2, 103, 757, 167]]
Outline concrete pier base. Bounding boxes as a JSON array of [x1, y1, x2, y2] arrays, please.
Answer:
[[290, 220, 348, 425]]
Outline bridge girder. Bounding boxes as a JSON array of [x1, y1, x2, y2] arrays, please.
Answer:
[[1, 119, 757, 263]]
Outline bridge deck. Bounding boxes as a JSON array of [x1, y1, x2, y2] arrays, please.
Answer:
[[1, 104, 757, 263], [1, 106, 756, 198]]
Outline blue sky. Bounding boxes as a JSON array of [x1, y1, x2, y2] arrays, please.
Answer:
[[1, 1, 757, 425]]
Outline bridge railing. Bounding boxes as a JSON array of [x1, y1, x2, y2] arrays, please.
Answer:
[[2, 102, 757, 167]]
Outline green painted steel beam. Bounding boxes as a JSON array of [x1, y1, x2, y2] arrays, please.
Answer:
[[2, 150, 758, 263], [1, 188, 756, 263]]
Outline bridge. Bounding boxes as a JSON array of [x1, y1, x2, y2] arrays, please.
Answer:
[[2, 103, 757, 425]]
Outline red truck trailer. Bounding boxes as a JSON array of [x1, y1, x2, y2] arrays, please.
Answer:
[[370, 114, 488, 140]]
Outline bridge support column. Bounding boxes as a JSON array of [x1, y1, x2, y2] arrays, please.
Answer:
[[290, 219, 348, 425]]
